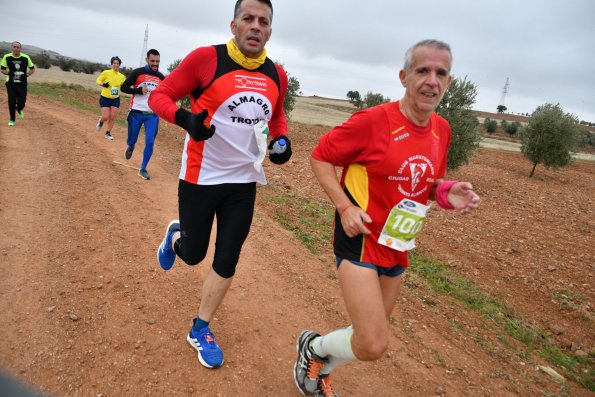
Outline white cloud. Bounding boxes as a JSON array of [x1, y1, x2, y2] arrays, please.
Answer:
[[1, 0, 594, 121]]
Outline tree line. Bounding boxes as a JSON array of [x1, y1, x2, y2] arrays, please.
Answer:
[[30, 50, 133, 76]]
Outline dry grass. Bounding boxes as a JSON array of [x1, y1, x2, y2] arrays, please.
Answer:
[[34, 66, 101, 90], [291, 96, 354, 126]]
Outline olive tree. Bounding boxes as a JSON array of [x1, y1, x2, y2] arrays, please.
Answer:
[[31, 51, 51, 69], [505, 121, 521, 136], [435, 76, 481, 171], [363, 91, 390, 108], [346, 90, 363, 109], [520, 103, 581, 177], [484, 118, 497, 133], [346, 90, 389, 109]]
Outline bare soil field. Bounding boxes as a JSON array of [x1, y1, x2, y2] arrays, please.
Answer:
[[0, 73, 593, 397]]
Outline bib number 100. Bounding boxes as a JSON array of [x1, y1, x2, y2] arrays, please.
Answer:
[[379, 199, 430, 251], [391, 214, 424, 236]]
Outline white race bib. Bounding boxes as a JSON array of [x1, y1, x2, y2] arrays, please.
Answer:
[[378, 199, 430, 252], [110, 87, 119, 96], [253, 120, 269, 172]]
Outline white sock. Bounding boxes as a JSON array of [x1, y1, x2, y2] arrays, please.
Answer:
[[310, 326, 356, 375]]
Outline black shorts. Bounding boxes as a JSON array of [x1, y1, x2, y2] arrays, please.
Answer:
[[175, 180, 256, 278], [336, 257, 406, 277], [99, 96, 121, 108]]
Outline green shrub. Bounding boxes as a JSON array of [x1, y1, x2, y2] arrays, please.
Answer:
[[505, 121, 521, 135], [484, 118, 497, 133], [57, 57, 75, 72], [31, 51, 51, 69]]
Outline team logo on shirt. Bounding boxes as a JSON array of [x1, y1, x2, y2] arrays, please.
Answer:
[[234, 74, 267, 92], [393, 132, 410, 142], [391, 155, 436, 198], [140, 75, 161, 92], [226, 93, 272, 116]]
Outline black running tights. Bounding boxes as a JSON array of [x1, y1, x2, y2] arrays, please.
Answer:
[[175, 180, 256, 278], [6, 83, 27, 121]]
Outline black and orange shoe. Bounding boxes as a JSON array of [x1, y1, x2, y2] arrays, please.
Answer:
[[314, 375, 340, 397], [294, 330, 327, 395]]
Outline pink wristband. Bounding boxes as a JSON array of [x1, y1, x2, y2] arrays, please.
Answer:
[[435, 180, 458, 210]]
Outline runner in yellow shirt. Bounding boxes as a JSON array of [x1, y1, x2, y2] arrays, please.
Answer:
[[95, 56, 126, 140]]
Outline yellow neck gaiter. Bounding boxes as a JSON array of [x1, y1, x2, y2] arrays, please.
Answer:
[[226, 38, 266, 70]]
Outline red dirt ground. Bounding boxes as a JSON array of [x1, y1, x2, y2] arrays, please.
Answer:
[[0, 89, 593, 397]]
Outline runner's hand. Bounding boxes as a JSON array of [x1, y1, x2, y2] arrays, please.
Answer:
[[340, 205, 372, 237], [102, 82, 110, 88], [449, 182, 480, 214], [175, 108, 216, 141], [268, 135, 292, 164]]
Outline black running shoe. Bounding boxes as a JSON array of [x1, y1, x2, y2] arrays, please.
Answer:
[[138, 169, 150, 180], [294, 330, 326, 396]]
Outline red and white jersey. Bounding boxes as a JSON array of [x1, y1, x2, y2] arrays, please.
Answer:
[[149, 45, 288, 185], [122, 66, 165, 112], [312, 102, 452, 268]]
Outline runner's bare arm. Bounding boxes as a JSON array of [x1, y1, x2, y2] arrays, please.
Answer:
[[310, 157, 371, 237]]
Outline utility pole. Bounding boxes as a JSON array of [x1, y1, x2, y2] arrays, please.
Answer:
[[139, 25, 148, 67], [498, 77, 509, 112]]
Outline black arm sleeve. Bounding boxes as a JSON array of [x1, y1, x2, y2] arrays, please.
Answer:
[[120, 69, 143, 95]]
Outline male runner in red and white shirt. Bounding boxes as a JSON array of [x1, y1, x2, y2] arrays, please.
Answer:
[[120, 49, 165, 180], [294, 40, 480, 397], [149, 0, 290, 371]]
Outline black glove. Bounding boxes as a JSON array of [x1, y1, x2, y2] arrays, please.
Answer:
[[268, 135, 292, 165], [175, 108, 216, 142], [102, 82, 110, 88]]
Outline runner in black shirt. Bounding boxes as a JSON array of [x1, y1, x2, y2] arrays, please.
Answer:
[[1, 41, 35, 126]]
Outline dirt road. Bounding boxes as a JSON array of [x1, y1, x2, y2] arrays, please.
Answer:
[[0, 90, 593, 396]]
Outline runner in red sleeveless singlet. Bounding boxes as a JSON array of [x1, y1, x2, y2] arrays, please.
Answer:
[[294, 40, 480, 397]]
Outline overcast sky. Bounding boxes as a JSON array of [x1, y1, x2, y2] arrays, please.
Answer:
[[2, 0, 594, 122]]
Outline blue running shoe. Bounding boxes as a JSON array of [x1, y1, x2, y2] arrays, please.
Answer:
[[187, 325, 224, 368], [157, 220, 180, 270]]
